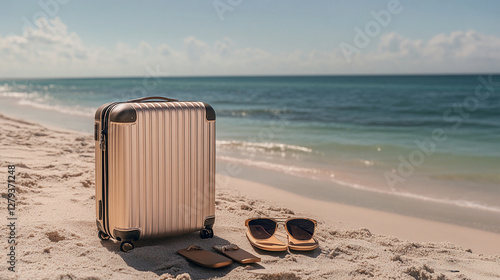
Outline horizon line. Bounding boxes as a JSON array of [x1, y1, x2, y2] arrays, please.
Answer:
[[1, 73, 500, 80]]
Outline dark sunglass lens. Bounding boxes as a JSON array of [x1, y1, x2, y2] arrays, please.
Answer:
[[286, 219, 315, 240], [248, 219, 277, 239]]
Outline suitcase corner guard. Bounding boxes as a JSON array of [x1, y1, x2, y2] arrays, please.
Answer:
[[109, 103, 137, 123], [96, 219, 104, 232], [202, 102, 216, 121], [204, 215, 215, 228], [113, 228, 141, 242]]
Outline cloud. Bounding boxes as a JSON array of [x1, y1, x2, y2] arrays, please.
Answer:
[[370, 30, 500, 72], [183, 36, 210, 61], [0, 17, 499, 78]]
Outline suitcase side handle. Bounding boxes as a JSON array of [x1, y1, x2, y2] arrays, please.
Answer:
[[127, 96, 178, 103]]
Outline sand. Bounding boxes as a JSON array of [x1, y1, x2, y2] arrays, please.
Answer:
[[224, 174, 500, 256], [0, 113, 499, 280]]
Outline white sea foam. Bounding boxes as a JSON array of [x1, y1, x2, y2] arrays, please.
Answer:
[[0, 84, 94, 118], [218, 155, 321, 175], [17, 99, 94, 117], [217, 140, 313, 154], [0, 91, 31, 98], [0, 84, 29, 98], [389, 191, 500, 213], [0, 84, 11, 92], [217, 155, 500, 213]]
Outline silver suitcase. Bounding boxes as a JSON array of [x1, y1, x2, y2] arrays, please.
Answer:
[[94, 96, 216, 251]]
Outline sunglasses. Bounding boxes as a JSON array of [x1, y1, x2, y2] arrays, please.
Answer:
[[245, 217, 317, 241]]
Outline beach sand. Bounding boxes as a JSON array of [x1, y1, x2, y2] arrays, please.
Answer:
[[0, 113, 499, 280]]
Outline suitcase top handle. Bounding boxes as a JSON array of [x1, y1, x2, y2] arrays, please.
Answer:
[[127, 96, 178, 103]]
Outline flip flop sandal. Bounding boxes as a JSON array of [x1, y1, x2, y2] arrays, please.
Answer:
[[246, 229, 288, 252], [287, 236, 319, 251], [213, 244, 261, 264], [177, 245, 233, 268]]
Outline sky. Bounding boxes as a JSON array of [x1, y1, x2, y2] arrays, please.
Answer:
[[1, 0, 499, 78]]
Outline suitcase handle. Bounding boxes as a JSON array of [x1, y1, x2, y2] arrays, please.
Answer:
[[127, 96, 178, 103]]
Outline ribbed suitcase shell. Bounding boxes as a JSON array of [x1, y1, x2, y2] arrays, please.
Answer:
[[95, 100, 215, 242]]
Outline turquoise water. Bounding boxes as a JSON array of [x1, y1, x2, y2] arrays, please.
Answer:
[[1, 75, 499, 213]]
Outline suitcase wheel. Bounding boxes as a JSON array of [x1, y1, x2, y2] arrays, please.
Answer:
[[120, 241, 134, 252], [98, 231, 110, 241], [199, 228, 214, 239]]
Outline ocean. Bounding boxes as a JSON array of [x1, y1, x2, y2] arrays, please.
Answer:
[[1, 75, 499, 228]]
